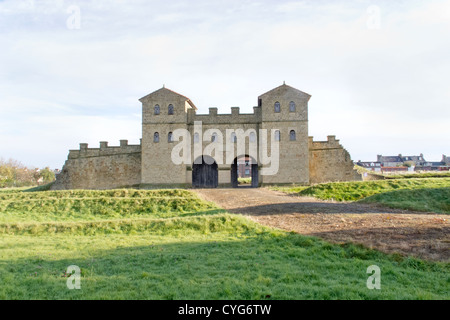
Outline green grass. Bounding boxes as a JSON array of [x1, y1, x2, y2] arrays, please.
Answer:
[[238, 177, 252, 185], [276, 178, 450, 201], [269, 185, 309, 194], [23, 182, 54, 192], [272, 178, 450, 214], [0, 189, 220, 222], [383, 172, 450, 179], [0, 188, 448, 299], [360, 187, 450, 214]]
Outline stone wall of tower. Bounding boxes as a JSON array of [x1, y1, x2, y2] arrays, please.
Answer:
[[258, 85, 310, 184], [140, 89, 193, 186]]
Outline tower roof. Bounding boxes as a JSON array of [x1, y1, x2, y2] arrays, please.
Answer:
[[258, 83, 311, 100], [139, 87, 197, 110]]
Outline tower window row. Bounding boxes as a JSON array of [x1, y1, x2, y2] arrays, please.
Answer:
[[274, 101, 296, 113], [274, 130, 296, 141], [153, 130, 297, 143], [154, 104, 174, 115], [153, 132, 174, 143]]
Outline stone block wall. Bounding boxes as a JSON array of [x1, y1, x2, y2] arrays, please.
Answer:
[[51, 140, 141, 190], [258, 84, 310, 185], [309, 136, 361, 184]]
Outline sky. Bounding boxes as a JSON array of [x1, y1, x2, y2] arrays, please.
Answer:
[[0, 0, 449, 169]]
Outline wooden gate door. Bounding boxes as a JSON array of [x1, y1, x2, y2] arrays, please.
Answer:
[[231, 162, 238, 188], [251, 164, 258, 188], [192, 157, 218, 188]]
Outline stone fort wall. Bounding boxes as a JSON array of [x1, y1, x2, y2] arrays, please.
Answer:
[[52, 85, 361, 190], [52, 140, 141, 190], [52, 134, 360, 189], [309, 136, 361, 184]]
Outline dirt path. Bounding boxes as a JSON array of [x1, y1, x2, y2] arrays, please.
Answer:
[[194, 188, 449, 262]]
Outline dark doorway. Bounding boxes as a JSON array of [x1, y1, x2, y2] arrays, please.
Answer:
[[231, 156, 258, 188], [192, 156, 218, 188]]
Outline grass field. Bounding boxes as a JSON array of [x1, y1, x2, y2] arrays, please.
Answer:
[[359, 187, 450, 214], [383, 172, 450, 179], [238, 177, 252, 185], [0, 188, 448, 299], [353, 166, 450, 180], [271, 178, 450, 214]]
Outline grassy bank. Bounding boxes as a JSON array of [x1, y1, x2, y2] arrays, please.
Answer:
[[0, 188, 448, 299], [359, 187, 450, 214], [383, 172, 450, 179], [271, 178, 450, 214], [304, 178, 449, 201], [0, 189, 220, 222]]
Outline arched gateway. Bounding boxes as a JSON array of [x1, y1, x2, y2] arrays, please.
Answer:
[[231, 156, 259, 188], [192, 156, 218, 188]]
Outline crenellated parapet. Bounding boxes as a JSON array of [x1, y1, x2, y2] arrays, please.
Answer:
[[308, 135, 360, 183], [187, 106, 262, 125], [68, 140, 141, 159], [309, 135, 343, 150]]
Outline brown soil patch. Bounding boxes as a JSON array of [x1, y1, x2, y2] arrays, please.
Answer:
[[194, 188, 449, 262]]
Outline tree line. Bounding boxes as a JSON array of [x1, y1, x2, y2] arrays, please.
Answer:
[[0, 158, 55, 188]]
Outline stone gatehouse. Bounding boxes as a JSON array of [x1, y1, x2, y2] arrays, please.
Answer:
[[52, 83, 360, 190]]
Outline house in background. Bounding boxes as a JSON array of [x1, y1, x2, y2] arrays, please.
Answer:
[[443, 155, 449, 165], [236, 156, 252, 178], [355, 161, 382, 172], [401, 153, 427, 166], [421, 157, 450, 171], [372, 153, 450, 172], [377, 154, 404, 167]]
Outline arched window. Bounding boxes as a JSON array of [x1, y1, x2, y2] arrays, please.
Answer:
[[154, 105, 160, 115], [168, 132, 173, 143], [289, 130, 296, 141], [274, 102, 281, 113], [154, 132, 159, 143], [249, 131, 256, 143], [289, 101, 296, 112], [231, 132, 237, 143], [211, 132, 218, 142], [274, 130, 281, 141], [168, 104, 174, 115], [194, 132, 200, 143]]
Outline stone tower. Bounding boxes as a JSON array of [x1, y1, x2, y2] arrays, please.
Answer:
[[258, 84, 310, 184], [139, 87, 196, 186]]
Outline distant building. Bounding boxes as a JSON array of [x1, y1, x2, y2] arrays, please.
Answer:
[[377, 155, 403, 167], [443, 155, 449, 165], [375, 153, 449, 172], [421, 161, 450, 171], [381, 166, 408, 173], [237, 156, 252, 178], [401, 153, 426, 166], [356, 161, 382, 172]]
